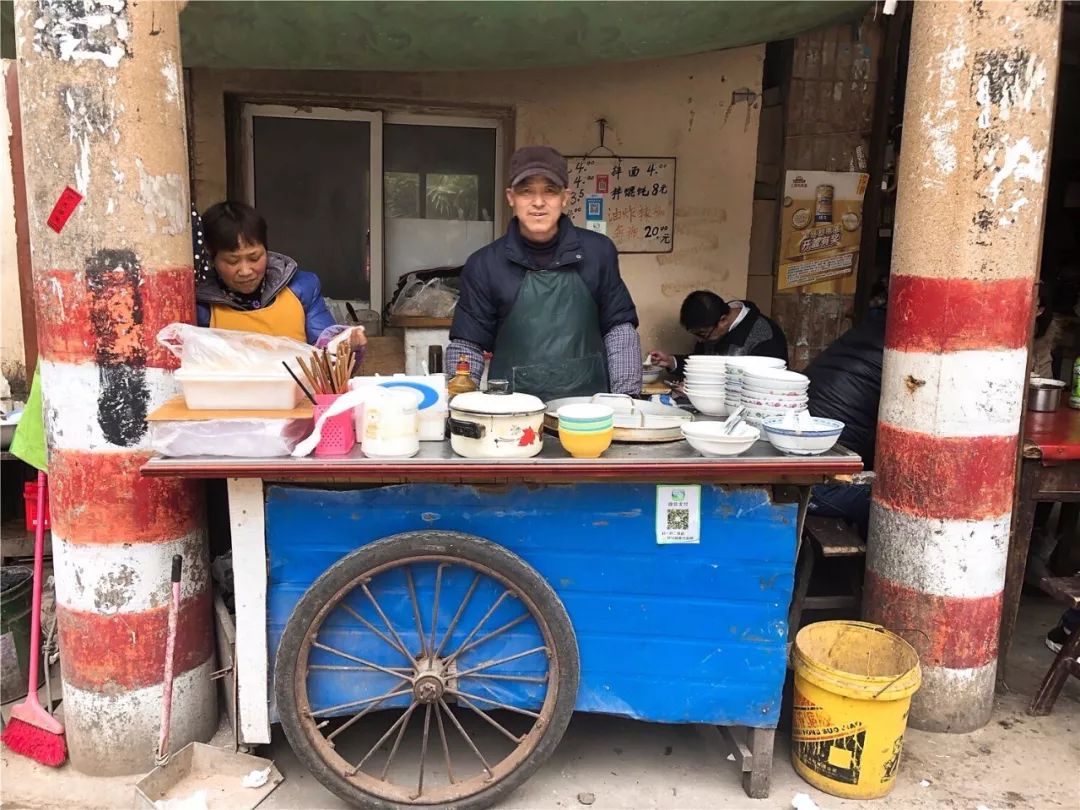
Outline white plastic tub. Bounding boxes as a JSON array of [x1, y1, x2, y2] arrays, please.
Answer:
[[175, 369, 303, 410]]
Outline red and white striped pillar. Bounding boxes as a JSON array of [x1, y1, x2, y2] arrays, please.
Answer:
[[864, 1, 1061, 732], [14, 1, 217, 772]]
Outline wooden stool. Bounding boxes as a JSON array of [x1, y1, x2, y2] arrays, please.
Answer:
[[1028, 575, 1080, 716], [788, 516, 866, 633]]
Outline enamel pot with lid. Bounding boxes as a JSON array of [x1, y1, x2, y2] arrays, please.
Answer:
[[448, 380, 546, 459]]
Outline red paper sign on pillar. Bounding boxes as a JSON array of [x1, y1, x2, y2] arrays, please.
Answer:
[[47, 187, 83, 233]]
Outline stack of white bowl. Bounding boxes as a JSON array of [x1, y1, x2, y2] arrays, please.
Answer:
[[723, 356, 787, 414], [740, 367, 810, 425], [682, 356, 729, 416]]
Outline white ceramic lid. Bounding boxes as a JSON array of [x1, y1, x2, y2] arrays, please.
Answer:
[[452, 389, 546, 415]]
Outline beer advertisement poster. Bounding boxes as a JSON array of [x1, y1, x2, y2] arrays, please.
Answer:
[[776, 171, 869, 291]]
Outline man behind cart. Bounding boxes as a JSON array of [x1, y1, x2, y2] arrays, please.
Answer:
[[445, 146, 643, 402], [803, 280, 889, 536]]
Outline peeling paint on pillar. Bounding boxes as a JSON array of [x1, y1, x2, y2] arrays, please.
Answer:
[[32, 0, 131, 69], [36, 267, 193, 367], [86, 249, 149, 446], [866, 0, 1061, 735]]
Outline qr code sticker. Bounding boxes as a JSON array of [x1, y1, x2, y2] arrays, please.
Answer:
[[666, 509, 690, 531]]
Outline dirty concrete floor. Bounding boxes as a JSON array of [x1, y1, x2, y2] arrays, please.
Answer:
[[3, 597, 1078, 810]]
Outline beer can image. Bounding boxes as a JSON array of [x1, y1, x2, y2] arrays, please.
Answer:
[[815, 184, 834, 223]]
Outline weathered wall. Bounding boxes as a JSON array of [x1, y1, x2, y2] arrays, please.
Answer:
[[188, 46, 765, 354], [1, 58, 25, 397], [771, 13, 884, 369]]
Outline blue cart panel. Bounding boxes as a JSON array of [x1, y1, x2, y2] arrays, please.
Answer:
[[266, 483, 797, 728]]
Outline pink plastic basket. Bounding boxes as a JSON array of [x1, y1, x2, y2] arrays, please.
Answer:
[[313, 394, 356, 456]]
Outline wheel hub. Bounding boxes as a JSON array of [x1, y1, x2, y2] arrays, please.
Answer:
[[413, 674, 444, 704]]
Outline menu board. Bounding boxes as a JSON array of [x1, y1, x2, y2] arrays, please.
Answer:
[[777, 170, 869, 291], [565, 156, 676, 253]]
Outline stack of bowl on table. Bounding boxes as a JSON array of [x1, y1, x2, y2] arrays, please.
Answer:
[[681, 356, 732, 416], [722, 356, 788, 419], [683, 355, 803, 422], [676, 354, 846, 458], [737, 366, 810, 426], [555, 403, 615, 459]]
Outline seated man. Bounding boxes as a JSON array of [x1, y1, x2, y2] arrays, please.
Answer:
[[802, 282, 888, 537], [649, 290, 788, 374]]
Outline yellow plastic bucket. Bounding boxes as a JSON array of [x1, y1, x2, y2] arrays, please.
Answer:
[[791, 621, 921, 799]]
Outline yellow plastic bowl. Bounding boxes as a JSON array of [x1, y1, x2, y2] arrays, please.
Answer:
[[559, 426, 614, 458]]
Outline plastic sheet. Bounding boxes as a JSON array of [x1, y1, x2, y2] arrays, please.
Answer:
[[157, 324, 311, 374], [390, 277, 459, 318], [150, 418, 312, 458]]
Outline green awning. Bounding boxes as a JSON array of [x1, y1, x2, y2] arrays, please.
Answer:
[[177, 0, 866, 72], [3, 1, 867, 71]]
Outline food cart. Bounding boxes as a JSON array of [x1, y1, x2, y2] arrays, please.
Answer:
[[143, 437, 861, 809]]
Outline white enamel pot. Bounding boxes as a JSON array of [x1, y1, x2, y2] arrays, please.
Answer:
[[447, 382, 545, 459]]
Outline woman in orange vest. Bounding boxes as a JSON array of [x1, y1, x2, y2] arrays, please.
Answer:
[[195, 201, 364, 352]]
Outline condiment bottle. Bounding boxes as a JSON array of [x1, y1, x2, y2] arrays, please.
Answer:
[[447, 357, 478, 401], [1070, 356, 1080, 409]]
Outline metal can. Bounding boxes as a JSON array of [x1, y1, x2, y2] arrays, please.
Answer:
[[814, 184, 834, 223]]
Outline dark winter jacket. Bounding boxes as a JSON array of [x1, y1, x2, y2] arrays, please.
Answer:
[[804, 307, 887, 468], [450, 215, 638, 349], [674, 301, 788, 373], [196, 251, 335, 345]]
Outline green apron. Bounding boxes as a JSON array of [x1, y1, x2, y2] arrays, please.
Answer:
[[489, 268, 609, 402]]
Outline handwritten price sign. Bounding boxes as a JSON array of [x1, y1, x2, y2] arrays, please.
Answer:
[[565, 157, 675, 253]]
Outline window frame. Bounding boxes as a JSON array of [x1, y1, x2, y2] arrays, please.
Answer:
[[239, 103, 505, 308]]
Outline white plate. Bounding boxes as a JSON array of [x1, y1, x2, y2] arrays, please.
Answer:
[[724, 356, 787, 371], [686, 355, 728, 364], [741, 397, 808, 408], [744, 368, 809, 386], [682, 380, 725, 390], [741, 383, 807, 397]]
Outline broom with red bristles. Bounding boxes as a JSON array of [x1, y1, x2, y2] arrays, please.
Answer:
[[1, 470, 67, 766]]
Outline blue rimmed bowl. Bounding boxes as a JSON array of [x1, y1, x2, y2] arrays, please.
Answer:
[[762, 416, 844, 456]]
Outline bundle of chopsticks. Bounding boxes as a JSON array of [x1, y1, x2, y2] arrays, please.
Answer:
[[289, 341, 355, 400]]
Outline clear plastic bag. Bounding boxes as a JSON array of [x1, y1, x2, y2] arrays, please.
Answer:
[[150, 418, 313, 458], [390, 278, 459, 318], [157, 323, 311, 374]]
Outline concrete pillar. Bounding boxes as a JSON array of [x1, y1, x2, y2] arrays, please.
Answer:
[[14, 0, 216, 772], [864, 1, 1061, 733]]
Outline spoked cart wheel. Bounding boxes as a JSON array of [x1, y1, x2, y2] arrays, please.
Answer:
[[275, 531, 580, 810]]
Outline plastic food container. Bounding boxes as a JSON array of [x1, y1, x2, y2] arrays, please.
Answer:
[[350, 375, 447, 442], [175, 369, 303, 410]]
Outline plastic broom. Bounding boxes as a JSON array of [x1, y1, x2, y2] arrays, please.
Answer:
[[1, 471, 67, 766]]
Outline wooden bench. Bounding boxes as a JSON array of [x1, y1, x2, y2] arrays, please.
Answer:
[[788, 516, 867, 633], [1028, 575, 1080, 716]]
